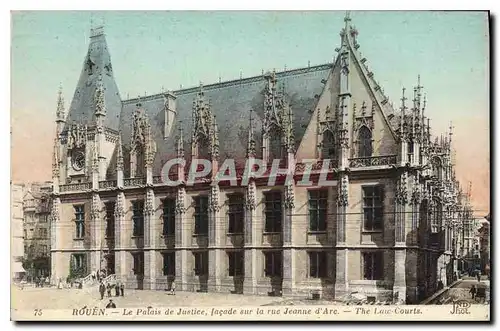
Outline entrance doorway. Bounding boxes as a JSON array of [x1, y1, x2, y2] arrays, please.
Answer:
[[105, 254, 115, 276]]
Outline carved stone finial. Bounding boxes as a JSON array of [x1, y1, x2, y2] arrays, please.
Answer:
[[131, 105, 150, 150], [56, 85, 65, 121], [210, 115, 219, 160], [247, 109, 256, 158], [144, 123, 156, 167]]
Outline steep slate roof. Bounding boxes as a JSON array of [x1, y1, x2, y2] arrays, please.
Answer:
[[120, 64, 332, 176], [64, 27, 122, 132]]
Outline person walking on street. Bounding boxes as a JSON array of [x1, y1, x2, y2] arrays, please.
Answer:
[[170, 281, 176, 295], [107, 283, 112, 297], [99, 282, 106, 300], [476, 270, 481, 283], [115, 282, 120, 297], [469, 285, 477, 300], [120, 283, 124, 297]]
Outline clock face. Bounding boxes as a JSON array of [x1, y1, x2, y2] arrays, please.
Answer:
[[72, 151, 85, 171]]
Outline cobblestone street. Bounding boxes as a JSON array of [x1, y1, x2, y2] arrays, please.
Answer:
[[11, 285, 287, 311], [436, 278, 490, 304]]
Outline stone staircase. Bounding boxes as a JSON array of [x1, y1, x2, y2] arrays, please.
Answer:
[[80, 273, 117, 288]]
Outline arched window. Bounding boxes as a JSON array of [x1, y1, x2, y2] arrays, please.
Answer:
[[322, 130, 336, 159], [358, 126, 372, 157], [431, 157, 442, 180], [269, 126, 282, 161]]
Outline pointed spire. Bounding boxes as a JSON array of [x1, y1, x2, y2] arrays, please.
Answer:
[[448, 121, 454, 149], [416, 75, 424, 111], [286, 103, 295, 153], [400, 87, 407, 138], [177, 121, 185, 158], [427, 118, 431, 143], [65, 23, 121, 131], [342, 11, 351, 43], [52, 137, 60, 177], [421, 94, 427, 143], [94, 73, 106, 116], [56, 84, 65, 122], [211, 115, 219, 160], [247, 109, 256, 158], [116, 132, 124, 171]]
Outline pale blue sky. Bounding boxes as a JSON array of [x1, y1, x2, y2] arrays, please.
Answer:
[[10, 11, 490, 212], [12, 11, 488, 128]]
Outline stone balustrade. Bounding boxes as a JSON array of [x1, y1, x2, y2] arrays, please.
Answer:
[[124, 177, 146, 187], [99, 180, 117, 189], [60, 182, 92, 192], [349, 155, 397, 168]]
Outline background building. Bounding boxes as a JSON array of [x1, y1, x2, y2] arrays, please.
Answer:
[[478, 214, 490, 275], [23, 182, 52, 280], [51, 15, 468, 303], [11, 183, 26, 281]]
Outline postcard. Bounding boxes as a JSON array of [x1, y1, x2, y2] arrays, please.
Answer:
[[11, 10, 490, 322]]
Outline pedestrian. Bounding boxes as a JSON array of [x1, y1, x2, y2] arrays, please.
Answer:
[[106, 299, 116, 308], [107, 283, 112, 297], [170, 281, 176, 295], [99, 282, 106, 300], [469, 285, 477, 300], [115, 282, 120, 297], [476, 270, 481, 283], [91, 270, 96, 282], [120, 283, 124, 297]]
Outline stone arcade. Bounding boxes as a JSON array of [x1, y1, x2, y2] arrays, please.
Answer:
[[50, 15, 468, 303]]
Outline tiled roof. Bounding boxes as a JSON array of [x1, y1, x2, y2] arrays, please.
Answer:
[[120, 64, 332, 176], [64, 30, 122, 132]]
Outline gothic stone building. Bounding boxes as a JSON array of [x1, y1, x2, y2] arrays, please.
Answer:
[[23, 182, 53, 279], [50, 17, 464, 303]]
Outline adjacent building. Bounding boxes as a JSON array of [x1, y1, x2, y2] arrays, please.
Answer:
[[478, 214, 490, 275], [23, 182, 52, 279], [51, 15, 468, 303], [11, 183, 26, 281]]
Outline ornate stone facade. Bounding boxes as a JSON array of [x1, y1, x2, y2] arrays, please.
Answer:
[[50, 17, 472, 303]]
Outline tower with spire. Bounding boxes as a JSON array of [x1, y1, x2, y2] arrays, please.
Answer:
[[48, 12, 468, 303]]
